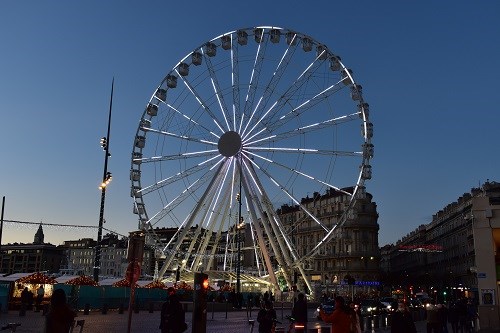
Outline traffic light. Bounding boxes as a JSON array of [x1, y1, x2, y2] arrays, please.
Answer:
[[202, 276, 209, 290]]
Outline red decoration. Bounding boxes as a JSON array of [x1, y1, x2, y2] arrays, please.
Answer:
[[112, 278, 139, 288], [17, 272, 57, 285], [174, 281, 193, 291], [64, 275, 98, 286], [143, 280, 166, 289]]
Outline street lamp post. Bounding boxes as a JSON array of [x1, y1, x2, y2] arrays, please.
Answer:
[[236, 155, 243, 296], [93, 78, 114, 282], [0, 196, 5, 255], [236, 197, 242, 295]]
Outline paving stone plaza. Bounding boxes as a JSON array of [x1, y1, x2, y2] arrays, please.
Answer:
[[0, 306, 432, 333]]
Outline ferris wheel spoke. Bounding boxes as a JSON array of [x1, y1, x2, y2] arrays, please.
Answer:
[[240, 28, 268, 134], [248, 218, 266, 276], [190, 169, 234, 270], [139, 155, 221, 196], [231, 36, 241, 132], [242, 161, 299, 286], [165, 103, 222, 140], [244, 112, 360, 146], [308, 215, 348, 259], [144, 127, 218, 147], [269, 213, 299, 262], [175, 69, 227, 134], [241, 165, 285, 284], [140, 150, 219, 164], [242, 154, 330, 232], [242, 54, 327, 142], [264, 79, 347, 135], [244, 146, 361, 158], [147, 158, 226, 227], [202, 49, 232, 131], [242, 150, 354, 197], [158, 161, 231, 274], [241, 34, 298, 138]]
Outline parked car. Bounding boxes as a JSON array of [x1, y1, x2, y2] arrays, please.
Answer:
[[380, 297, 398, 312], [359, 299, 385, 316]]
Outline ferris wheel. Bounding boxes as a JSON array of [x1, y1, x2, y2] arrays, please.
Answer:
[[130, 26, 373, 290]]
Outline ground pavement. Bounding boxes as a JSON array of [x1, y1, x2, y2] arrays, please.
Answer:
[[0, 306, 459, 333]]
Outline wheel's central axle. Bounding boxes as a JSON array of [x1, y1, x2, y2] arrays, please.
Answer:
[[218, 131, 242, 157]]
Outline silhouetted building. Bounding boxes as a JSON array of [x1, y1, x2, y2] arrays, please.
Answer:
[[33, 223, 44, 244], [0, 226, 63, 274]]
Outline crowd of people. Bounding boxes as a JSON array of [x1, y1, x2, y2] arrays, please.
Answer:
[[425, 299, 478, 333], [17, 282, 481, 333], [315, 293, 479, 333], [20, 285, 45, 312]]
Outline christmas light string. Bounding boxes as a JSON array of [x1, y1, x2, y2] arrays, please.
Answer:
[[3, 220, 253, 262], [3, 219, 127, 238]]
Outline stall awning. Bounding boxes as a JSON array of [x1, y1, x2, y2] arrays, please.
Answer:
[[0, 273, 32, 282]]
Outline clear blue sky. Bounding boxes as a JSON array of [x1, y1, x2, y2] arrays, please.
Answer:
[[1, 1, 499, 246]]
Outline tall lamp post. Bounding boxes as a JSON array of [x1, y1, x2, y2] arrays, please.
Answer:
[[0, 196, 5, 255], [93, 78, 114, 282], [236, 156, 243, 296]]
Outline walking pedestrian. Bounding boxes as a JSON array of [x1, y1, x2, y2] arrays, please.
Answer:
[[348, 302, 362, 333], [159, 287, 187, 333], [36, 285, 45, 311], [320, 296, 352, 333], [426, 302, 442, 333], [257, 300, 277, 333], [292, 293, 308, 330], [437, 304, 449, 333], [448, 302, 459, 333], [44, 288, 76, 333], [391, 301, 416, 333]]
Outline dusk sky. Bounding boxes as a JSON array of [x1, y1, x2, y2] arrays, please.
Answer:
[[1, 1, 499, 247]]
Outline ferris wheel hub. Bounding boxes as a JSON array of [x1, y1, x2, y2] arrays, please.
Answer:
[[218, 131, 242, 157]]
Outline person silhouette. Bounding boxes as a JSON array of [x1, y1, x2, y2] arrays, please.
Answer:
[[44, 288, 76, 333], [160, 287, 187, 333]]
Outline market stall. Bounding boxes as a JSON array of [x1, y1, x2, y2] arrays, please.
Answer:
[[2, 272, 57, 309]]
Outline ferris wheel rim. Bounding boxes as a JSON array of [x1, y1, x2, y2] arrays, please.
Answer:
[[130, 25, 373, 281]]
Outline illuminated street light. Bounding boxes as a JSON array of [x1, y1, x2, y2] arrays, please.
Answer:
[[99, 172, 113, 189], [237, 216, 245, 229], [100, 137, 107, 150]]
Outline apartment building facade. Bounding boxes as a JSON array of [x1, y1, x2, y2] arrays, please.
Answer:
[[383, 181, 500, 330], [274, 187, 381, 295]]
